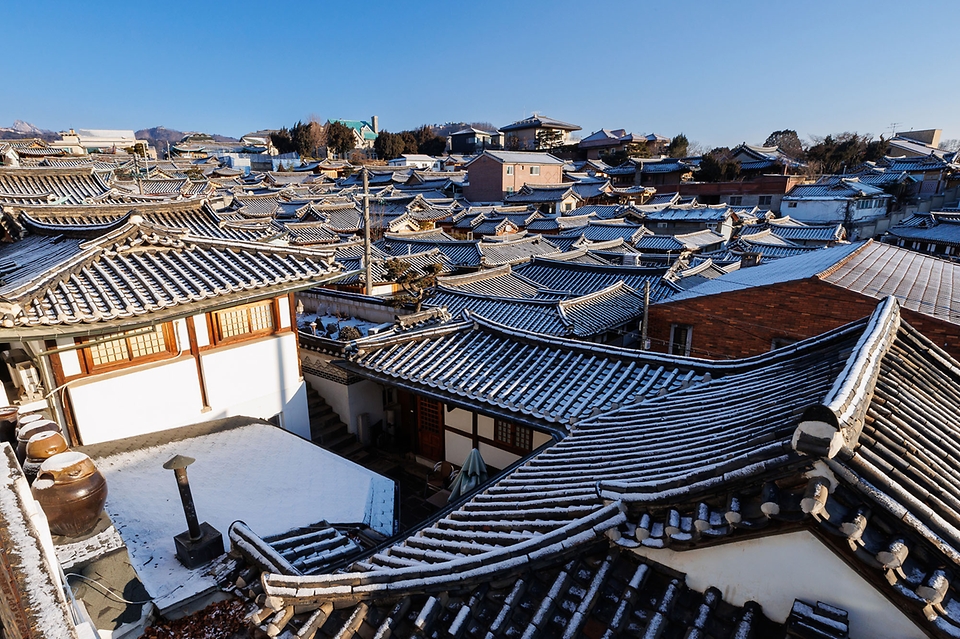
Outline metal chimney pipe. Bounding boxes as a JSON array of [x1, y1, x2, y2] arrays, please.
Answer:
[[163, 455, 202, 541]]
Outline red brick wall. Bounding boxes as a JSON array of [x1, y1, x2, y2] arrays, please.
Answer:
[[647, 278, 960, 360], [464, 155, 504, 202]]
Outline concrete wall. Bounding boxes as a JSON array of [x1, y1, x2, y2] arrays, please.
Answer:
[[635, 530, 925, 639], [301, 350, 385, 436]]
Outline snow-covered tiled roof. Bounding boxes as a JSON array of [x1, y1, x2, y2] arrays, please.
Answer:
[[438, 265, 545, 298], [784, 178, 889, 200], [376, 236, 483, 268], [467, 150, 565, 166], [514, 255, 672, 300], [0, 166, 113, 205], [886, 214, 960, 247], [820, 240, 960, 324], [0, 220, 340, 328], [477, 235, 562, 266], [242, 295, 960, 637]]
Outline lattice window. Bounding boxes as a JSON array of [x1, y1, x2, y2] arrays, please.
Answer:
[[217, 308, 251, 339], [418, 397, 443, 435], [84, 324, 173, 371], [494, 419, 533, 452], [88, 336, 130, 366], [213, 301, 275, 343]]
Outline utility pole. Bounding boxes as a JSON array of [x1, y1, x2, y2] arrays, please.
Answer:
[[640, 280, 650, 350], [363, 167, 373, 295]]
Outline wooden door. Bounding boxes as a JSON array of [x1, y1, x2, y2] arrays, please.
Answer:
[[416, 396, 444, 461]]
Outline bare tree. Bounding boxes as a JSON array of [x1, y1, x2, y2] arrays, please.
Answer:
[[939, 139, 960, 153]]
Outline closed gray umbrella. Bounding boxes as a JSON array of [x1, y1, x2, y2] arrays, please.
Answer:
[[447, 448, 488, 502]]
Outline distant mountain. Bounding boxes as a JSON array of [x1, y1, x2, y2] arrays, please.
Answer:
[[0, 120, 57, 140], [136, 126, 239, 152]]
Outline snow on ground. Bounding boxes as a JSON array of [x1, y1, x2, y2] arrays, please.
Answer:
[[92, 421, 394, 607], [297, 313, 384, 341]]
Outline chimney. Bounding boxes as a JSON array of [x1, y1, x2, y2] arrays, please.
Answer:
[[371, 115, 379, 134], [163, 454, 224, 569], [740, 251, 763, 268]]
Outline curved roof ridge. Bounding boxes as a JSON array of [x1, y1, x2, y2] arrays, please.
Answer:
[[793, 296, 901, 458], [557, 281, 636, 309], [438, 264, 513, 285], [433, 285, 558, 306], [815, 238, 873, 279]]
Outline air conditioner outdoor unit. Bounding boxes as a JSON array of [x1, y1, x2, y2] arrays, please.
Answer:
[[13, 360, 42, 401]]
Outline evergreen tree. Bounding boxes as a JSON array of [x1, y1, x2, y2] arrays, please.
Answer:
[[326, 121, 356, 157]]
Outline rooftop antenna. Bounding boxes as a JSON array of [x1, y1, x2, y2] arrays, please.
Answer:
[[889, 122, 901, 137]]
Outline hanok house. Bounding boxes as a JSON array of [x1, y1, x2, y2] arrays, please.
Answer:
[[498, 114, 581, 151], [781, 177, 893, 237], [885, 210, 960, 259], [0, 212, 344, 445], [577, 128, 645, 160], [647, 239, 960, 360], [237, 297, 960, 638], [462, 150, 565, 202]]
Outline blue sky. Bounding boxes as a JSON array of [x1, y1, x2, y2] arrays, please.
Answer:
[[2, 0, 958, 148]]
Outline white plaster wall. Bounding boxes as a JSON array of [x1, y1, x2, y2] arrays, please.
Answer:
[[532, 430, 552, 448], [477, 414, 495, 441], [788, 200, 849, 224], [54, 338, 82, 377], [201, 333, 309, 438], [304, 371, 349, 426], [346, 380, 384, 436], [478, 441, 520, 471], [68, 358, 205, 444], [302, 370, 383, 437], [192, 314, 209, 347], [445, 430, 473, 467], [448, 407, 472, 433], [634, 530, 924, 639]]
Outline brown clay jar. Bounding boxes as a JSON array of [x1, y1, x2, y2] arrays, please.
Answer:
[[0, 406, 18, 448], [23, 431, 69, 484], [32, 451, 108, 538], [15, 419, 60, 465]]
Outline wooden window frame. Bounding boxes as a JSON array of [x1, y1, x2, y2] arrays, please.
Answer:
[[79, 323, 178, 375], [493, 418, 533, 453], [209, 299, 280, 347]]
